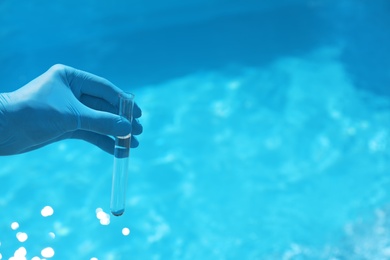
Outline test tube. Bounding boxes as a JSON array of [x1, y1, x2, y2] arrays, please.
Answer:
[[110, 92, 135, 216]]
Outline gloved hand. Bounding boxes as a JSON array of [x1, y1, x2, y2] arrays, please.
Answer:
[[0, 64, 143, 155]]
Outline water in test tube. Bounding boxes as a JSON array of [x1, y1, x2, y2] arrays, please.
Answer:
[[110, 92, 135, 216]]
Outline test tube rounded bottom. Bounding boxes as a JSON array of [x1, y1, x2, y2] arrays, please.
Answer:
[[112, 209, 124, 217]]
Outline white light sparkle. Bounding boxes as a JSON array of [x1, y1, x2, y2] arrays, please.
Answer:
[[41, 206, 54, 217], [16, 232, 28, 242], [11, 222, 19, 230], [14, 246, 27, 258], [41, 247, 55, 258], [122, 227, 130, 236], [96, 208, 110, 226]]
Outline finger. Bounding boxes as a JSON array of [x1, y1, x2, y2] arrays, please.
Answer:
[[71, 131, 115, 154], [130, 135, 139, 148], [50, 65, 142, 117], [72, 131, 139, 149], [64, 66, 122, 106], [64, 66, 143, 118], [81, 93, 142, 118], [80, 94, 117, 114], [79, 106, 132, 137], [132, 118, 143, 135], [34, 131, 138, 152], [133, 103, 142, 118], [20, 131, 139, 154], [72, 131, 138, 150]]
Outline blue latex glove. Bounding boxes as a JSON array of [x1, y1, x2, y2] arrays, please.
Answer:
[[0, 64, 143, 155]]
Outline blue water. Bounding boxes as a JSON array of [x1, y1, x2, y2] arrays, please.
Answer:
[[1, 0, 390, 259]]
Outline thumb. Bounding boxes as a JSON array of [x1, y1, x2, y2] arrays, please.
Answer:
[[78, 107, 132, 137]]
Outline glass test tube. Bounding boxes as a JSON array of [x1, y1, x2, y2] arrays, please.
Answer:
[[110, 92, 135, 216]]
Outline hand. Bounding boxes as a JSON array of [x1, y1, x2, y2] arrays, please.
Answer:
[[0, 64, 143, 155]]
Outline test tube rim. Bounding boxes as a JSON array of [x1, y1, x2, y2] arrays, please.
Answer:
[[119, 92, 135, 101]]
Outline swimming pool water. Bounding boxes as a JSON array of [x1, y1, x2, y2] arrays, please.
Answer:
[[1, 1, 390, 259]]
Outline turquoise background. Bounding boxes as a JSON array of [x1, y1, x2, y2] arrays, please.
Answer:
[[1, 0, 390, 259]]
